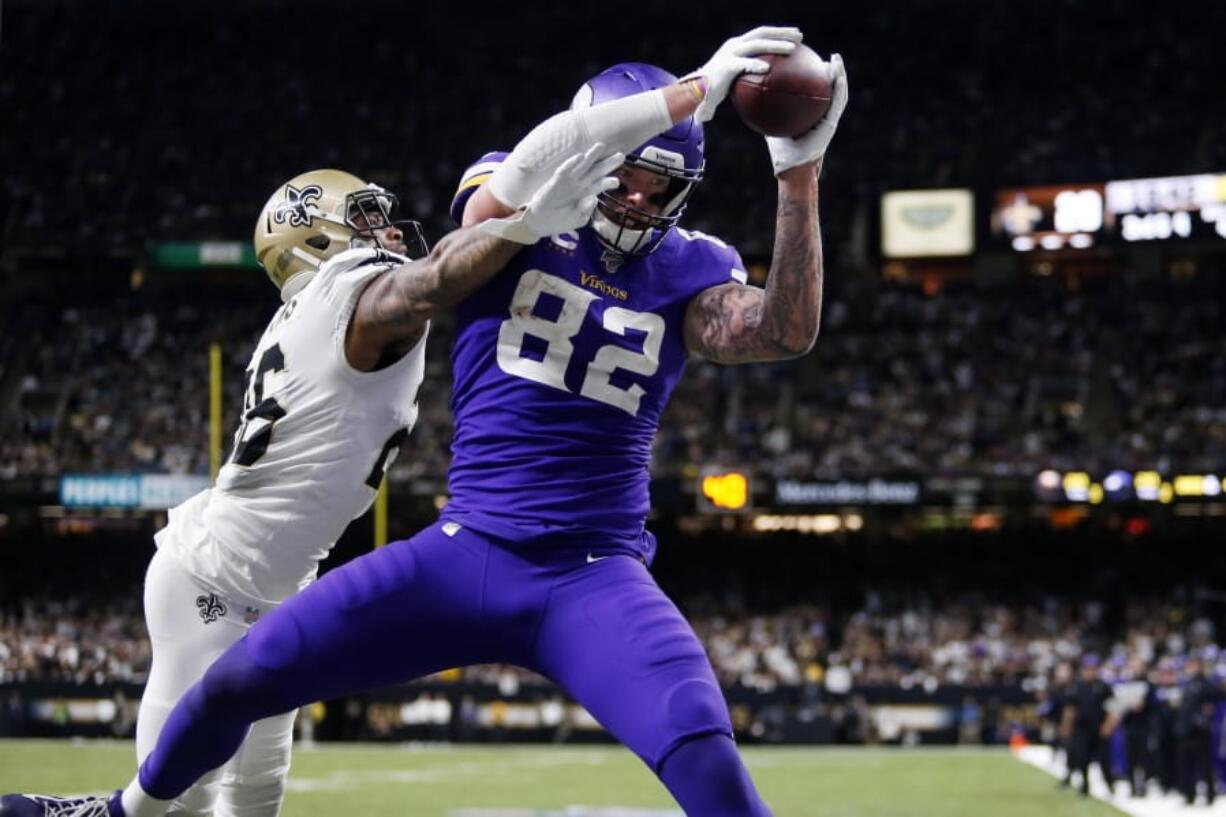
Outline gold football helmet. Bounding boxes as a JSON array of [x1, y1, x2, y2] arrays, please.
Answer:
[[253, 169, 428, 301]]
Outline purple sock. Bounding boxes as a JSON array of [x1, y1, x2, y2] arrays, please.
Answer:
[[658, 733, 772, 816]]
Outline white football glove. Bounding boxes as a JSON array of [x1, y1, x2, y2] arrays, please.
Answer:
[[766, 53, 849, 175], [480, 143, 623, 245], [685, 26, 803, 124]]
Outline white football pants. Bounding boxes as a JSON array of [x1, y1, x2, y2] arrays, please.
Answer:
[[138, 547, 297, 817]]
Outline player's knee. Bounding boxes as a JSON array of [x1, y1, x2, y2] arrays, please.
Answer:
[[665, 678, 730, 734], [245, 610, 304, 672], [196, 634, 296, 719]]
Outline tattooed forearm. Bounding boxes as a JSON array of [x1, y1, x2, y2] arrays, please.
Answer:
[[684, 164, 822, 363], [764, 171, 822, 352], [345, 227, 521, 370], [363, 228, 521, 333]]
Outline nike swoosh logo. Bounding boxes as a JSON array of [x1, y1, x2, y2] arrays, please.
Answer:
[[586, 553, 609, 564]]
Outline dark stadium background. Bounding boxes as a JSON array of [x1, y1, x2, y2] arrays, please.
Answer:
[[2, 0, 1226, 759]]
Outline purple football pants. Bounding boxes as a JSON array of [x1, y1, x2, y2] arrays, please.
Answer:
[[139, 521, 768, 813]]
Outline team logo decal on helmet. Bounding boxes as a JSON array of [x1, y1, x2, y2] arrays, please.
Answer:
[[255, 169, 429, 303], [272, 184, 323, 227]]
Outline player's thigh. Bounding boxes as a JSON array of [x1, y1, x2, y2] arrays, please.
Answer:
[[140, 548, 248, 747], [234, 521, 496, 702], [533, 557, 732, 771], [141, 548, 245, 815]]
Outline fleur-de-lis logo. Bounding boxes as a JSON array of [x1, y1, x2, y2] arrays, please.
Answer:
[[196, 593, 228, 624], [272, 183, 323, 227]]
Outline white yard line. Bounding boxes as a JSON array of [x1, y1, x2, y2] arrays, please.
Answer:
[[1015, 745, 1226, 816]]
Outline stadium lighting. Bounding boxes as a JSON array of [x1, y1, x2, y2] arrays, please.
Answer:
[[1174, 475, 1207, 497], [699, 470, 751, 512], [1036, 470, 1061, 491], [1134, 471, 1162, 501], [1103, 470, 1131, 493], [1062, 471, 1091, 502], [751, 515, 842, 534]]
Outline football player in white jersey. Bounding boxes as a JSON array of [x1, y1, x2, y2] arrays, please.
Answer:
[[133, 147, 623, 817]]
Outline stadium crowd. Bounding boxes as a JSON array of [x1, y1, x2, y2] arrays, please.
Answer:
[[4, 266, 1224, 482], [3, 1, 1226, 481], [0, 595, 150, 686], [4, 588, 1221, 698], [3, 2, 1224, 259]]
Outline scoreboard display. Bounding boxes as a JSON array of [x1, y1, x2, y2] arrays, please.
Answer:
[[991, 173, 1226, 251]]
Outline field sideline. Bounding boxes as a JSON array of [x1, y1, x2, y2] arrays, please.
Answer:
[[0, 740, 1124, 817]]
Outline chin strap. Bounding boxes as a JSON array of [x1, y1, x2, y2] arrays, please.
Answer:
[[590, 210, 648, 254]]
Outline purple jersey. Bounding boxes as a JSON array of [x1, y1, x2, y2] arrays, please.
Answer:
[[443, 152, 748, 560]]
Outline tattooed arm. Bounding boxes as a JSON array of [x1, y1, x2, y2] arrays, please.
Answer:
[[683, 162, 822, 364], [345, 145, 623, 372], [344, 229, 521, 371]]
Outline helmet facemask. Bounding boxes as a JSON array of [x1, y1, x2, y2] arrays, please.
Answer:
[[592, 149, 703, 257], [572, 63, 706, 262], [343, 186, 429, 259]]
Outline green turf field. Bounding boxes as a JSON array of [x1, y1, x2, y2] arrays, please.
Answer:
[[0, 740, 1123, 817]]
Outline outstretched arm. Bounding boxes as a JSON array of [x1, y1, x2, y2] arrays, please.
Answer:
[[462, 81, 704, 226], [683, 163, 822, 363], [346, 229, 521, 370], [464, 26, 803, 226], [346, 146, 622, 371]]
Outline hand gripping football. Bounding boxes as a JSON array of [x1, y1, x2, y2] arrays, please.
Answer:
[[731, 43, 834, 138]]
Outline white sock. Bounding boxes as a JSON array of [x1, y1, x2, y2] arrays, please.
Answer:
[[120, 779, 173, 817]]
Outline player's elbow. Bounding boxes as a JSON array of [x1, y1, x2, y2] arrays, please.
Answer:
[[769, 321, 820, 360]]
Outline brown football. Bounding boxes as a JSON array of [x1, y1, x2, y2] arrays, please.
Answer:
[[731, 44, 833, 138]]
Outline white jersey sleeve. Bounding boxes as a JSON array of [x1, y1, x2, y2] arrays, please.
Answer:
[[157, 248, 426, 606]]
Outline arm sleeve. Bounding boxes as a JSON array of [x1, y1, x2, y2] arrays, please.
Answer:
[[486, 89, 671, 209]]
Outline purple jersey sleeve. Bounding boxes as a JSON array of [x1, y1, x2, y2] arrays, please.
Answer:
[[449, 151, 509, 225]]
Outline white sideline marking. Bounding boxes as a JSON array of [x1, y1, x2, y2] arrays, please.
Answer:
[[284, 752, 619, 792], [1015, 744, 1226, 816], [284, 762, 499, 791]]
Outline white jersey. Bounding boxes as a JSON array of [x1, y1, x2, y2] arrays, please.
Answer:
[[156, 248, 426, 607]]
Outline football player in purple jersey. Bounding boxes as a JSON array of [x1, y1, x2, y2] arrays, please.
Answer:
[[2, 27, 846, 817]]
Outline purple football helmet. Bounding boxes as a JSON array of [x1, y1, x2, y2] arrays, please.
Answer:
[[572, 62, 706, 258]]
